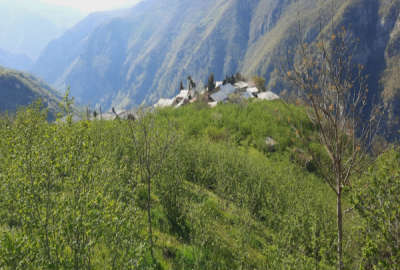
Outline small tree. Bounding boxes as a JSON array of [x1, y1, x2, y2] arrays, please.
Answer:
[[252, 76, 266, 92], [187, 76, 196, 90], [207, 73, 216, 92], [58, 87, 74, 124], [235, 72, 245, 82], [230, 74, 236, 84], [284, 28, 382, 270], [224, 74, 235, 85], [129, 110, 176, 261]]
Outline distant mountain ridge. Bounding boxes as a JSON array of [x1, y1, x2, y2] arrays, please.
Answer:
[[0, 0, 83, 60], [33, 0, 400, 135], [0, 49, 33, 71], [32, 7, 131, 98], [0, 66, 62, 117], [34, 0, 278, 108]]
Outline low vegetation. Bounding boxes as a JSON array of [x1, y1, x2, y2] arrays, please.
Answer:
[[0, 98, 398, 269]]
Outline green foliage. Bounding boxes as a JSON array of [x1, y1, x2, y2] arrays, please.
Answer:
[[160, 100, 313, 153], [0, 105, 148, 269], [252, 75, 266, 92], [352, 149, 400, 269], [0, 100, 395, 269]]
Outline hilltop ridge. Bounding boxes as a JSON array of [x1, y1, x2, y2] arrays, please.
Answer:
[[0, 66, 62, 117]]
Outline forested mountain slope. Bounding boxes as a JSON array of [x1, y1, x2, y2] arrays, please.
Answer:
[[33, 0, 400, 134], [0, 66, 62, 116]]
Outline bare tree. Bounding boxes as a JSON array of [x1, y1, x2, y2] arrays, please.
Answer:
[[283, 27, 383, 270], [129, 110, 176, 261]]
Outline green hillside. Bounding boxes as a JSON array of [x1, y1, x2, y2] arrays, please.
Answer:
[[1, 100, 398, 269], [0, 66, 62, 117]]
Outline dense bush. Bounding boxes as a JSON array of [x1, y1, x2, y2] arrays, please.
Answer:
[[352, 149, 400, 269]]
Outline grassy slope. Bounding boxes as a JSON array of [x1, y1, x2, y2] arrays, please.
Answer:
[[119, 100, 359, 268], [1, 100, 356, 269], [152, 100, 338, 268]]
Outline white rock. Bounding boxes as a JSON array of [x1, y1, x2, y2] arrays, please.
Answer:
[[154, 98, 175, 108], [257, 91, 280, 101]]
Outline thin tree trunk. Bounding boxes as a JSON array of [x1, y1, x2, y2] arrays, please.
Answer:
[[337, 186, 343, 270], [147, 175, 154, 260]]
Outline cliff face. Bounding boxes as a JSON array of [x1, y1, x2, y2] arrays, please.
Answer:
[[345, 0, 400, 137], [243, 0, 400, 138], [32, 0, 400, 136], [380, 2, 400, 137]]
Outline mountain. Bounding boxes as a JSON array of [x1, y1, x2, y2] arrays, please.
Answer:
[[0, 66, 62, 117], [32, 7, 131, 102], [0, 48, 33, 71], [33, 0, 400, 132], [0, 0, 83, 60]]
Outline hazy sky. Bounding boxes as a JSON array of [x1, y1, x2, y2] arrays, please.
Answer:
[[39, 0, 142, 13]]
